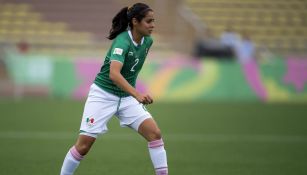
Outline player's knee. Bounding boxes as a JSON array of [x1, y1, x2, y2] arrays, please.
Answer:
[[149, 128, 162, 141], [75, 143, 91, 156]]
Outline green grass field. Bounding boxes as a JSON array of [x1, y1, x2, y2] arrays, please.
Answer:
[[0, 99, 307, 175]]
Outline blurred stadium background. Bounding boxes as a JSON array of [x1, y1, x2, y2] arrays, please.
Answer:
[[0, 0, 307, 175]]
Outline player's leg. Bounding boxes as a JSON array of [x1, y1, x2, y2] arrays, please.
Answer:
[[137, 118, 161, 141], [60, 84, 118, 175], [60, 135, 96, 175], [74, 134, 96, 155], [138, 118, 168, 175], [117, 97, 168, 175]]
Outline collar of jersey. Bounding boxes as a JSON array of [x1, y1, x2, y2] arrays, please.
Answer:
[[128, 30, 144, 47]]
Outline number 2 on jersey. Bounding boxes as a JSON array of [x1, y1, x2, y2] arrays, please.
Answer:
[[130, 58, 139, 72]]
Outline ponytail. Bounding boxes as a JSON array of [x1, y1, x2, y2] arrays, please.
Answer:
[[107, 7, 129, 40], [107, 3, 153, 40]]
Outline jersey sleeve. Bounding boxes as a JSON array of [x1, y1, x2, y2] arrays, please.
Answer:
[[109, 37, 130, 63]]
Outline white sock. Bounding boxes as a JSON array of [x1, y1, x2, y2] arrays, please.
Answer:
[[148, 139, 168, 175], [60, 146, 84, 175]]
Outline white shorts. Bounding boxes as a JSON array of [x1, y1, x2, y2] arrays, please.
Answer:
[[79, 84, 152, 138]]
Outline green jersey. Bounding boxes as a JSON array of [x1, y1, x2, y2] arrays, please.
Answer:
[[94, 30, 153, 97]]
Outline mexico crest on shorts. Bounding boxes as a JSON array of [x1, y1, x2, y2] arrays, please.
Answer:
[[86, 117, 95, 127]]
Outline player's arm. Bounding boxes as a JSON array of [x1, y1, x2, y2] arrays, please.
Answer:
[[109, 61, 153, 104]]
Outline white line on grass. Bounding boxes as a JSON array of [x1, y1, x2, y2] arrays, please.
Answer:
[[0, 131, 307, 143]]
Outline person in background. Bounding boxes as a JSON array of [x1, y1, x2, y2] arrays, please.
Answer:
[[220, 26, 240, 56], [235, 31, 255, 64]]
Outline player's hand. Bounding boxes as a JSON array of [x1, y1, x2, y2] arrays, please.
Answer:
[[135, 93, 153, 105]]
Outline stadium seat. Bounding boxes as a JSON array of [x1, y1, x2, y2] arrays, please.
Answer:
[[0, 3, 108, 57], [184, 0, 307, 54]]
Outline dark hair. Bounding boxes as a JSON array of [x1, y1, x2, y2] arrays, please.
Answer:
[[107, 3, 153, 40]]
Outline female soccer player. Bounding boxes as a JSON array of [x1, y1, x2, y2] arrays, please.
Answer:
[[60, 3, 168, 175]]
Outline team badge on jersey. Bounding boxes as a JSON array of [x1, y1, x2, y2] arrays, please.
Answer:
[[113, 48, 123, 55], [86, 117, 95, 127], [128, 51, 134, 56]]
